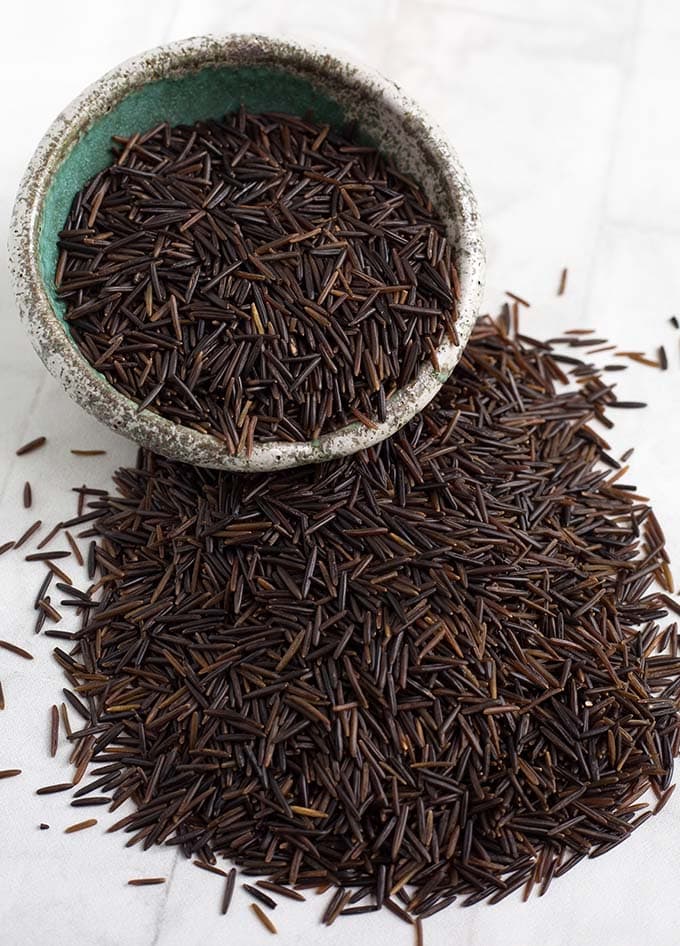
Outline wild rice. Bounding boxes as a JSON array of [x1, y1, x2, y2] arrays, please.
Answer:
[[14, 520, 42, 549], [222, 867, 237, 915], [64, 818, 97, 833], [16, 437, 46, 456], [243, 884, 277, 909], [15, 306, 680, 927], [57, 111, 459, 447], [251, 903, 278, 934], [50, 704, 59, 757], [0, 641, 33, 660], [0, 769, 22, 779]]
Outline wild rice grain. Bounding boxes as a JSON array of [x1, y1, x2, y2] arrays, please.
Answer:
[[16, 437, 46, 456], [256, 881, 305, 902], [243, 884, 277, 909], [505, 290, 530, 307], [222, 868, 237, 916], [557, 267, 568, 296], [38, 599, 62, 623], [251, 903, 277, 935], [34, 572, 53, 612], [193, 860, 227, 878], [65, 531, 84, 566], [0, 769, 22, 779], [654, 785, 676, 816], [37, 522, 63, 550], [25, 551, 71, 561], [64, 818, 97, 833], [50, 705, 59, 757], [70, 797, 112, 807], [47, 561, 73, 585], [57, 111, 459, 445], [36, 783, 73, 795], [14, 520, 42, 549], [0, 640, 33, 660], [60, 702, 73, 740], [21, 311, 680, 923]]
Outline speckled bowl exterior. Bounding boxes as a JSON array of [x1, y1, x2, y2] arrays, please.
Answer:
[[9, 34, 485, 472]]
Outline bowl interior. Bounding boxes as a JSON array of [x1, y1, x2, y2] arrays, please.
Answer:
[[40, 64, 363, 337]]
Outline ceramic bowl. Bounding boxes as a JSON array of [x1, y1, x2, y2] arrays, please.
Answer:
[[9, 34, 484, 472]]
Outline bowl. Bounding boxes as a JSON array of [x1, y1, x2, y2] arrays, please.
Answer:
[[9, 34, 484, 472]]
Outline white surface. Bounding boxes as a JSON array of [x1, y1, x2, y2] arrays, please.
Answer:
[[1, 2, 679, 945]]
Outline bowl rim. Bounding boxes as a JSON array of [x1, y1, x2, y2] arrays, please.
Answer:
[[8, 33, 485, 472]]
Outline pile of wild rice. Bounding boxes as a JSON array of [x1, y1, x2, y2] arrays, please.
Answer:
[[14, 310, 678, 935], [56, 110, 458, 449]]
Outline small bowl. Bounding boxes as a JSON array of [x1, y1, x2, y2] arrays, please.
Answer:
[[9, 34, 484, 472]]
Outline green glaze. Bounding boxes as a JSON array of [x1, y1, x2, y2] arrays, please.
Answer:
[[39, 64, 350, 332]]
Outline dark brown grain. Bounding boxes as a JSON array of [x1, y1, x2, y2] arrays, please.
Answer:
[[60, 702, 73, 740], [505, 290, 530, 307], [0, 640, 33, 660], [256, 881, 305, 902], [22, 312, 680, 924], [222, 868, 237, 916], [36, 783, 73, 795], [65, 531, 84, 566], [46, 561, 73, 585], [193, 860, 227, 877], [557, 267, 568, 296], [50, 704, 59, 757], [14, 520, 41, 549], [16, 437, 46, 456], [243, 884, 277, 909], [26, 551, 71, 561], [37, 522, 63, 550], [57, 111, 459, 446]]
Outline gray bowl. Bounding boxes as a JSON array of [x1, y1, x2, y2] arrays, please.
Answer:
[[9, 34, 485, 471]]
